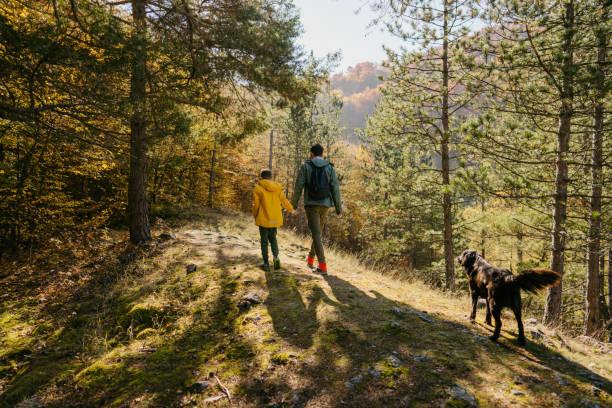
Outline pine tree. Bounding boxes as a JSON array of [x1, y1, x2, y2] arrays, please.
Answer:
[[584, 0, 610, 335], [368, 0, 483, 289]]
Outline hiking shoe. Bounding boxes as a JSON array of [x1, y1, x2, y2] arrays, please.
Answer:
[[315, 262, 328, 275], [273, 258, 281, 270], [307, 255, 315, 269], [261, 263, 270, 271]]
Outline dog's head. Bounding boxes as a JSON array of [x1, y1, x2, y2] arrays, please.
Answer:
[[457, 249, 479, 270]]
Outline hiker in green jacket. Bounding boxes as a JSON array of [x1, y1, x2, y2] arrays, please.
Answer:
[[291, 143, 342, 275]]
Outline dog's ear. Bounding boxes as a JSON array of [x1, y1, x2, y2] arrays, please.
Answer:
[[462, 250, 477, 265], [467, 250, 476, 260]]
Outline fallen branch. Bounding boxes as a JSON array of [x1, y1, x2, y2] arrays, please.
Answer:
[[204, 395, 224, 403], [210, 372, 232, 403]]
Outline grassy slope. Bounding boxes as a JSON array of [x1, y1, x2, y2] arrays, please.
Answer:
[[0, 210, 610, 407]]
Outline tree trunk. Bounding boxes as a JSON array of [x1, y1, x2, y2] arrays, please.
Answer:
[[128, 0, 151, 244], [543, 0, 574, 326], [517, 230, 524, 264], [609, 248, 612, 317], [441, 0, 455, 290], [600, 251, 609, 322], [584, 1, 606, 335], [480, 199, 486, 259], [268, 128, 274, 171], [208, 138, 217, 207]]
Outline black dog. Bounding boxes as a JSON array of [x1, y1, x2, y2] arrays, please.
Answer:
[[457, 249, 561, 345]]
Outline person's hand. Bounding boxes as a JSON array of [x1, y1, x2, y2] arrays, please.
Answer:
[[336, 208, 343, 216]]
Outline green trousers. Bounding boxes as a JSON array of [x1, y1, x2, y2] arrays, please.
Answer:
[[305, 206, 328, 264], [259, 227, 279, 264]]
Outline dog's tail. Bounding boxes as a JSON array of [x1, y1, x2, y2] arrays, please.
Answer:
[[511, 268, 562, 294]]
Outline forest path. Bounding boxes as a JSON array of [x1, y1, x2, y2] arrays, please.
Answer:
[[1, 212, 611, 407], [174, 218, 612, 407]]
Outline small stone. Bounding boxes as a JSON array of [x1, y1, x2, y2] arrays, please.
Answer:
[[389, 320, 401, 329], [530, 329, 544, 340], [510, 390, 525, 396], [189, 380, 210, 393], [291, 391, 303, 404], [367, 367, 381, 379], [413, 354, 428, 363], [345, 373, 364, 389], [159, 232, 177, 240], [446, 385, 477, 408], [390, 306, 404, 316], [186, 264, 197, 273], [388, 355, 402, 368], [415, 311, 433, 323], [555, 373, 569, 386], [238, 293, 263, 311]]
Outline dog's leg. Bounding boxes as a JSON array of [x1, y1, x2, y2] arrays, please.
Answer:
[[470, 293, 478, 321], [513, 295, 526, 346], [485, 299, 492, 326], [489, 304, 502, 342]]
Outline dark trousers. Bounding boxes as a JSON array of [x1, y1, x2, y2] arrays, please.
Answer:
[[259, 227, 279, 264], [305, 206, 328, 264]]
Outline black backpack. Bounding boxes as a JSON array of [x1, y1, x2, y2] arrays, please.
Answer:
[[306, 161, 331, 200]]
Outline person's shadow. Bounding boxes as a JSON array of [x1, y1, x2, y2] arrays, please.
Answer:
[[264, 268, 329, 349]]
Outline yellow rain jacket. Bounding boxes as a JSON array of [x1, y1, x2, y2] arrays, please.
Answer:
[[252, 179, 294, 228]]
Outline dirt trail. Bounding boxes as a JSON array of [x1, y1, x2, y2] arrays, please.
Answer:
[[176, 225, 611, 408]]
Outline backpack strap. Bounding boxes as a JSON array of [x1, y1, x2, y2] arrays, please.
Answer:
[[306, 160, 330, 177]]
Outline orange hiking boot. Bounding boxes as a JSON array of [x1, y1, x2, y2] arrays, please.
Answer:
[[315, 262, 328, 275], [307, 255, 315, 269]]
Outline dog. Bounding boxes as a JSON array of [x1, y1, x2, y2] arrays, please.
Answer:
[[457, 249, 561, 345]]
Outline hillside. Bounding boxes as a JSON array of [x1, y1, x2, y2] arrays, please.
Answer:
[[331, 62, 386, 143], [1, 210, 610, 407]]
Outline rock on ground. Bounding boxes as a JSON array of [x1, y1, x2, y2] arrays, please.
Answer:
[[159, 232, 177, 240], [238, 293, 263, 311], [445, 385, 478, 408]]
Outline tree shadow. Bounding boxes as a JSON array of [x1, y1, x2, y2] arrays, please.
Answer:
[[240, 271, 611, 407], [0, 238, 254, 407], [2, 226, 610, 407]]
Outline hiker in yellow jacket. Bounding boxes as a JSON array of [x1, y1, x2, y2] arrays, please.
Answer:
[[252, 169, 294, 270]]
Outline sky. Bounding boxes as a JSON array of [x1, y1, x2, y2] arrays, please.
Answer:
[[292, 0, 404, 73]]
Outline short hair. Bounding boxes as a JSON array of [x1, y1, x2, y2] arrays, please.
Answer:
[[260, 169, 272, 179], [310, 143, 324, 156]]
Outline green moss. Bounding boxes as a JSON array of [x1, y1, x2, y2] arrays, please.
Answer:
[[119, 303, 167, 331], [76, 360, 125, 388], [135, 328, 158, 339], [381, 321, 404, 335], [270, 352, 291, 365], [324, 324, 351, 342], [444, 398, 473, 408]]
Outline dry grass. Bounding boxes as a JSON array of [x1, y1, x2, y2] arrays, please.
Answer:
[[1, 209, 610, 407]]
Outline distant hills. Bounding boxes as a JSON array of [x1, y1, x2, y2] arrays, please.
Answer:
[[331, 62, 386, 143]]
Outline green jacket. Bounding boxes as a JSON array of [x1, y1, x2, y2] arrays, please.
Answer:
[[291, 157, 342, 213]]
